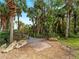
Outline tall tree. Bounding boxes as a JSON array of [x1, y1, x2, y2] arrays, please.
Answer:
[[27, 0, 46, 37], [15, 0, 27, 30], [7, 0, 16, 43], [0, 2, 9, 31], [65, 0, 73, 38]]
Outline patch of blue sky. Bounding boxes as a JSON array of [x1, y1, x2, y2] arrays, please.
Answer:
[[14, 0, 34, 29], [18, 0, 34, 25], [14, 12, 33, 29], [0, 0, 5, 3], [26, 0, 34, 8]]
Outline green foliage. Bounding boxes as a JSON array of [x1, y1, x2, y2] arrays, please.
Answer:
[[26, 0, 79, 38], [0, 31, 10, 38], [0, 31, 10, 45], [0, 2, 9, 15], [0, 0, 79, 38], [15, 21, 29, 34], [59, 38, 79, 48]]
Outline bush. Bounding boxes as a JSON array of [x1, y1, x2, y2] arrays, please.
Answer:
[[0, 31, 10, 45]]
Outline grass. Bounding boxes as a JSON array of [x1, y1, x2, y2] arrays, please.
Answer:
[[59, 38, 79, 49], [59, 38, 79, 59], [75, 50, 79, 59]]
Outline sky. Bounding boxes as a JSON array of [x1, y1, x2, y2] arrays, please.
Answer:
[[15, 0, 34, 25], [14, 0, 34, 29]]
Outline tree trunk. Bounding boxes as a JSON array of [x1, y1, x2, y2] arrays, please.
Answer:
[[65, 14, 70, 38], [65, 0, 72, 38], [10, 16, 14, 43], [0, 19, 1, 30], [74, 13, 77, 34], [1, 16, 7, 31], [18, 15, 19, 31]]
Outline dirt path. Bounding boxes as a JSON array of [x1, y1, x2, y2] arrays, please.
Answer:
[[0, 41, 75, 59]]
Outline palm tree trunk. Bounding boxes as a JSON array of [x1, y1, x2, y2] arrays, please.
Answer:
[[18, 15, 19, 30], [65, 0, 72, 38], [65, 14, 70, 38], [0, 19, 1, 30], [74, 13, 77, 34], [10, 16, 14, 43], [1, 16, 7, 31]]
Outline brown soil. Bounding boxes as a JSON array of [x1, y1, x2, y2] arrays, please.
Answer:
[[0, 41, 75, 59]]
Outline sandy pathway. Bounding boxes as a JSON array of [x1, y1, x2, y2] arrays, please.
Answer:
[[0, 41, 75, 59]]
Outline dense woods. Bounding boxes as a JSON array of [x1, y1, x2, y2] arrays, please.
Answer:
[[27, 0, 79, 38], [0, 0, 79, 43]]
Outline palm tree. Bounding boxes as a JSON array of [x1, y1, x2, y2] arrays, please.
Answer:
[[7, 0, 16, 43], [73, 0, 79, 34], [28, 0, 46, 37], [15, 0, 27, 30], [65, 0, 73, 38], [0, 2, 9, 31], [6, 0, 27, 43], [73, 10, 77, 34]]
